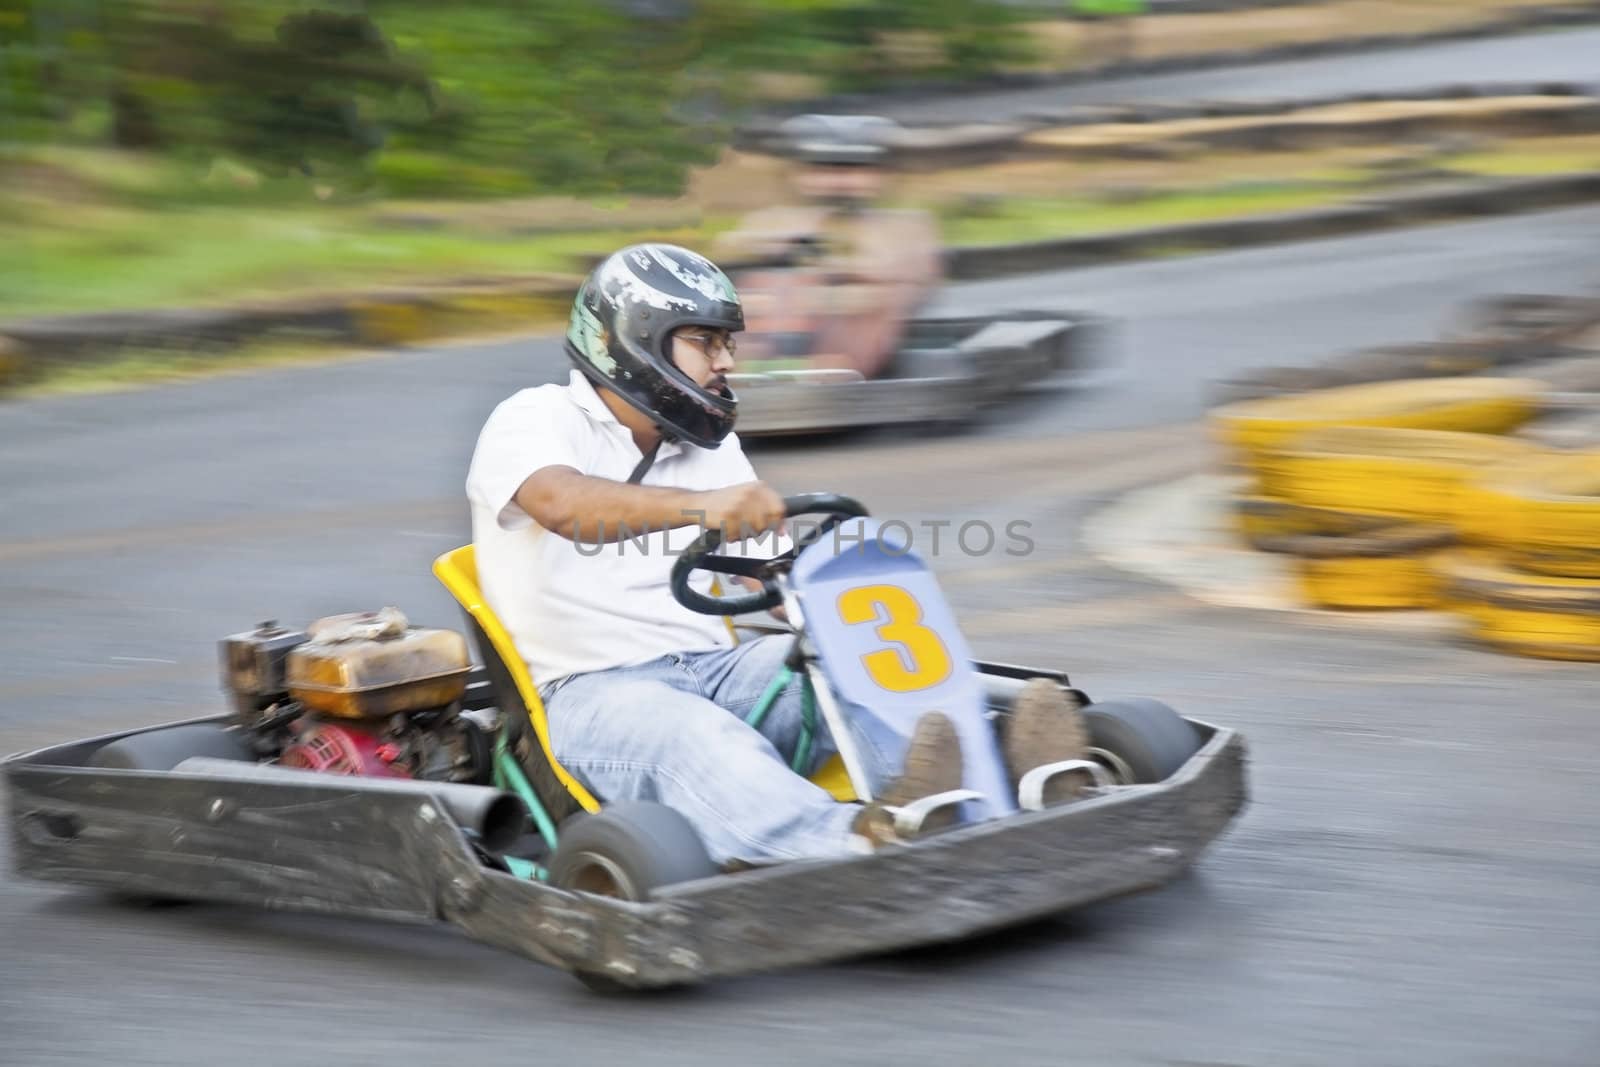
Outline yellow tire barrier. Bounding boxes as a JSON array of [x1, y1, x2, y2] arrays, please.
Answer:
[[1231, 493, 1398, 549], [1454, 601, 1600, 660], [1435, 551, 1600, 660], [1295, 555, 1445, 611], [1211, 377, 1543, 468], [1257, 426, 1545, 523], [1435, 550, 1600, 611], [1496, 544, 1600, 580], [1255, 524, 1456, 610], [1462, 451, 1600, 558]]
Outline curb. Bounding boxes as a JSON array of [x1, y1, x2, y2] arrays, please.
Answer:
[[943, 170, 1600, 280], [1212, 296, 1600, 407], [761, 2, 1600, 116], [740, 82, 1600, 167], [1116, 0, 1371, 12], [1014, 80, 1600, 128], [0, 276, 581, 380], [1013, 95, 1600, 164], [6, 174, 1598, 383], [1081, 470, 1467, 627]]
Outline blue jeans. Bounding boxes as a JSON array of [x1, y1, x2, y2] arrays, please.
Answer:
[[541, 635, 896, 866]]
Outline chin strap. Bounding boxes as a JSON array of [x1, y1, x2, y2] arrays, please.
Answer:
[[627, 440, 662, 485]]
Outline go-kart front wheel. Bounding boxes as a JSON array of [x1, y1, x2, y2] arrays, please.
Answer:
[[548, 802, 721, 993], [1082, 698, 1203, 785]]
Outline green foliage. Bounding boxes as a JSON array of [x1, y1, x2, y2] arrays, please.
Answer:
[[0, 0, 82, 140], [4, 0, 438, 186], [3, 0, 1035, 199], [693, 0, 1036, 91], [357, 1, 714, 197], [370, 150, 537, 199], [1069, 0, 1149, 18]]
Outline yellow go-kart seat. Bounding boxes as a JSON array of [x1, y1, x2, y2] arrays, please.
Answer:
[[432, 546, 854, 822], [433, 545, 599, 823]]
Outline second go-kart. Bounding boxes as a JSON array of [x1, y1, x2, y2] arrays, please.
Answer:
[[4, 494, 1248, 992], [726, 264, 1109, 438], [729, 308, 1107, 438]]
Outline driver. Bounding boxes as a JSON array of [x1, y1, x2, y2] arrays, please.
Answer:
[[712, 114, 941, 382], [466, 243, 1089, 868]]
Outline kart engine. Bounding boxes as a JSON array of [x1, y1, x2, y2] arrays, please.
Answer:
[[219, 612, 493, 785]]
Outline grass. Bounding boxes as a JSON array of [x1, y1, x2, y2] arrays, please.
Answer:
[[1447, 138, 1600, 177], [937, 132, 1600, 243], [0, 143, 734, 318], [10, 128, 1600, 399], [9, 186, 1348, 319], [6, 133, 1600, 326], [940, 184, 1346, 245], [1, 202, 719, 319]]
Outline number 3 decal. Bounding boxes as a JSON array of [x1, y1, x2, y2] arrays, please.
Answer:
[[836, 584, 953, 693]]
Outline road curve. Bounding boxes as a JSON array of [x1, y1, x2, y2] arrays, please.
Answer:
[[873, 26, 1600, 125], [3, 208, 1599, 1067]]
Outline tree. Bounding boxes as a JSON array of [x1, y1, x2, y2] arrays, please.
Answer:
[[3, 0, 1035, 198]]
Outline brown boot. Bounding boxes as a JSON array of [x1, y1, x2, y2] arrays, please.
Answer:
[[850, 711, 965, 849], [1004, 678, 1093, 808]]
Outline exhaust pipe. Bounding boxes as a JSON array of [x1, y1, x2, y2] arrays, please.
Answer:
[[172, 757, 528, 855]]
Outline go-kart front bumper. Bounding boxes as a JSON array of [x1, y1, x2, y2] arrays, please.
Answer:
[[729, 311, 1107, 437], [5, 715, 1246, 989]]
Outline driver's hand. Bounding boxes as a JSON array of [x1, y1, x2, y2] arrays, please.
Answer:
[[736, 577, 790, 623], [700, 482, 786, 540]]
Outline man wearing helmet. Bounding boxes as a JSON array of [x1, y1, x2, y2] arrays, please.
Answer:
[[466, 244, 1087, 868], [714, 114, 942, 382]]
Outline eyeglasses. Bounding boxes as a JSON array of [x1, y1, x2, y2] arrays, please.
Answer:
[[677, 330, 738, 358]]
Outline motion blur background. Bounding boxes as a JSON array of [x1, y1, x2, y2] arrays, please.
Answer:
[[5, 0, 1598, 344], [4, 2, 1600, 1065]]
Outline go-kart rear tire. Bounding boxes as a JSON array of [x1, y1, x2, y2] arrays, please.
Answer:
[[89, 724, 256, 772], [549, 802, 718, 899], [548, 802, 720, 993], [1082, 699, 1203, 785]]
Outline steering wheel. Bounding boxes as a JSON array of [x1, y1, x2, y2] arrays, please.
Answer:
[[669, 493, 869, 616]]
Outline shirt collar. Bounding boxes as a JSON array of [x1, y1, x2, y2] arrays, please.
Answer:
[[568, 368, 617, 424], [567, 369, 685, 461]]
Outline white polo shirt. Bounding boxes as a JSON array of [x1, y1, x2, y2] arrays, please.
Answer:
[[466, 369, 785, 689]]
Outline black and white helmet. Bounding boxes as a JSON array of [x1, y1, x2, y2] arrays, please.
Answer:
[[564, 244, 745, 449]]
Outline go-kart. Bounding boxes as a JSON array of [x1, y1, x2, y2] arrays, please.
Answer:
[[4, 494, 1247, 993], [726, 261, 1109, 438]]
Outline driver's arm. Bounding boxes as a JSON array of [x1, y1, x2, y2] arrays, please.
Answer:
[[713, 206, 826, 262], [515, 466, 786, 544]]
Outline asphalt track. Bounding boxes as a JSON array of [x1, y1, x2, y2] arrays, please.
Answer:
[[4, 207, 1600, 1065], [874, 25, 1600, 124]]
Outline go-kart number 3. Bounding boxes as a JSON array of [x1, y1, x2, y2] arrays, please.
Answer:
[[836, 584, 953, 693]]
